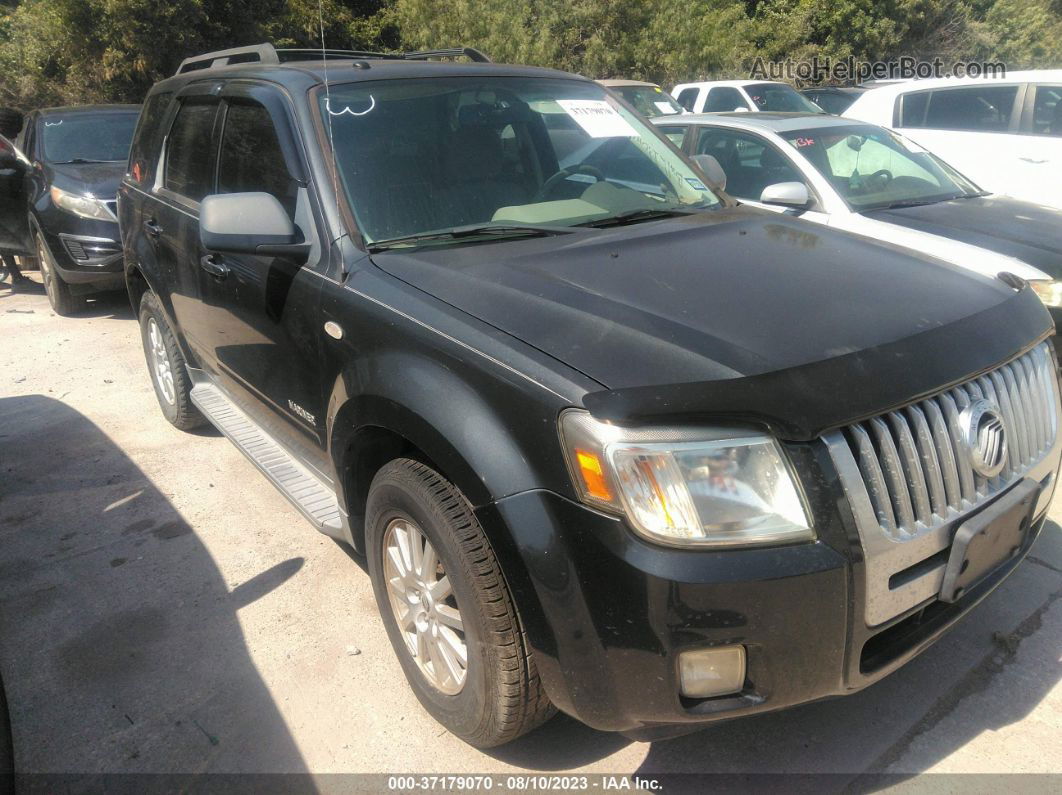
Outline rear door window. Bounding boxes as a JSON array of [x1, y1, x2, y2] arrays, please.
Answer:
[[910, 85, 1020, 132], [703, 87, 748, 113], [164, 101, 219, 202], [217, 101, 297, 215], [1030, 85, 1062, 136]]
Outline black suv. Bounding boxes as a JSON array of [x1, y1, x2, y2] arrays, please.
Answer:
[[120, 43, 1061, 747], [12, 104, 140, 313]]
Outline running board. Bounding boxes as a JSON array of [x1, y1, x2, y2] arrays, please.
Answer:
[[190, 383, 344, 535]]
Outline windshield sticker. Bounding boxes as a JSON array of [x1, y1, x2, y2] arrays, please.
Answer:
[[654, 102, 679, 115], [325, 96, 376, 117], [44, 120, 63, 126], [685, 177, 708, 191], [557, 99, 638, 138], [793, 136, 815, 147]]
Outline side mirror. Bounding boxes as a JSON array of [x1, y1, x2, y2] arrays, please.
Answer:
[[690, 154, 727, 192], [200, 192, 308, 262], [760, 181, 810, 209]]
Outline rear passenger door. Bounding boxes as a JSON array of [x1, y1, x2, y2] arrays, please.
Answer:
[[1014, 83, 1062, 207], [196, 85, 327, 450], [150, 90, 222, 351]]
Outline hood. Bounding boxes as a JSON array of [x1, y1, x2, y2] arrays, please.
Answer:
[[45, 160, 125, 200], [864, 195, 1062, 279], [372, 207, 1025, 396]]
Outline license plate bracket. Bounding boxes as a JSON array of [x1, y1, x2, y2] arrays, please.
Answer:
[[939, 479, 1040, 603]]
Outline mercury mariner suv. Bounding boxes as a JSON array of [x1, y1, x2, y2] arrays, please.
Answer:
[[119, 43, 1061, 747]]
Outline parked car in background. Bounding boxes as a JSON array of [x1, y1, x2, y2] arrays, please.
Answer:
[[122, 42, 1061, 749], [801, 86, 867, 115], [671, 79, 824, 114], [0, 132, 31, 265], [843, 71, 1062, 210], [13, 104, 140, 314], [654, 112, 1062, 334], [597, 79, 684, 117]]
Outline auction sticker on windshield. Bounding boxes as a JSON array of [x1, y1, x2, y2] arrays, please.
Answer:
[[557, 100, 638, 138]]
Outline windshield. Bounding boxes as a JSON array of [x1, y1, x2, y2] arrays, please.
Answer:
[[745, 83, 823, 113], [780, 124, 982, 211], [40, 112, 139, 163], [318, 77, 720, 245], [611, 85, 684, 118]]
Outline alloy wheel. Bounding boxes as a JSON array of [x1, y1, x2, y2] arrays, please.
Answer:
[[383, 517, 468, 695], [147, 318, 176, 405]]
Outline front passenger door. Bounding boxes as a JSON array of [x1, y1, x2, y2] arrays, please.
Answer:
[[197, 91, 326, 451]]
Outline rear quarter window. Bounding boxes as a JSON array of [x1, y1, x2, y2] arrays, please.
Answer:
[[129, 91, 173, 185]]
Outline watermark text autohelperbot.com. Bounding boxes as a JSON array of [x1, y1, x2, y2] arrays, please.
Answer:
[[750, 56, 1006, 83]]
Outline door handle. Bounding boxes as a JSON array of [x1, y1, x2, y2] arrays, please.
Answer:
[[200, 254, 230, 280], [142, 218, 163, 237]]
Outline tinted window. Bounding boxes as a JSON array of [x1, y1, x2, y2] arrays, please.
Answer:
[[164, 102, 218, 201], [898, 91, 930, 127], [916, 85, 1019, 132], [703, 87, 748, 113], [805, 91, 856, 115], [129, 92, 173, 184], [218, 102, 297, 214], [40, 111, 139, 163], [676, 88, 700, 111], [744, 83, 823, 113], [695, 128, 802, 201], [1031, 85, 1062, 136]]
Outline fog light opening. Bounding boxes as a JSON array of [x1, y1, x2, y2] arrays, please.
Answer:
[[678, 645, 746, 699]]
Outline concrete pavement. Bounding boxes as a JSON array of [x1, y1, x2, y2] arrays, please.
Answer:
[[0, 275, 1059, 784]]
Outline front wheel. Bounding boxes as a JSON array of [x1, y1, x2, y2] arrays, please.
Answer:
[[366, 459, 554, 747], [36, 231, 80, 315]]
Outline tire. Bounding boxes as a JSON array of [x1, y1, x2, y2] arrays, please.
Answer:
[[366, 459, 554, 747], [35, 230, 80, 316], [138, 291, 205, 430]]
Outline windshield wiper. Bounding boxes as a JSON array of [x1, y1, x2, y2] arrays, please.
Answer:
[[367, 224, 571, 252], [52, 158, 114, 164], [576, 206, 705, 229]]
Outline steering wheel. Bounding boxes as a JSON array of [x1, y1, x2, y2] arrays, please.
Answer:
[[863, 169, 893, 193], [534, 165, 606, 202]]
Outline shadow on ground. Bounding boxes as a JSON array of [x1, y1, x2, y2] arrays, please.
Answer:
[[0, 395, 309, 785]]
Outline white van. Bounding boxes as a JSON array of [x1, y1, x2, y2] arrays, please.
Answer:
[[843, 71, 1062, 210]]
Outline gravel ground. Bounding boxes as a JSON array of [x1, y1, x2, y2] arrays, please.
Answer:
[[0, 274, 1059, 787]]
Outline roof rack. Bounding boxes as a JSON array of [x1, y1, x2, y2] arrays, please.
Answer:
[[175, 43, 491, 75], [403, 48, 491, 63]]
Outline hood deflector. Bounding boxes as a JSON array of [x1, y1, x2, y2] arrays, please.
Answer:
[[583, 287, 1053, 441]]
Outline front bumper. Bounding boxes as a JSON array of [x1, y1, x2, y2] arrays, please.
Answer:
[[477, 442, 1057, 738], [35, 205, 124, 291]]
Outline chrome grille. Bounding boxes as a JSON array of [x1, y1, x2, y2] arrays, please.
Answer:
[[823, 342, 1061, 626], [843, 342, 1058, 540]]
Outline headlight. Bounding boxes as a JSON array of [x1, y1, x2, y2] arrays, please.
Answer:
[[50, 186, 115, 221], [1030, 279, 1062, 308], [559, 409, 813, 548]]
